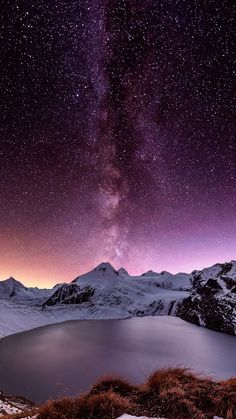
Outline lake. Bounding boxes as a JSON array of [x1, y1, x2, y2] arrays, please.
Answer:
[[0, 316, 235, 402]]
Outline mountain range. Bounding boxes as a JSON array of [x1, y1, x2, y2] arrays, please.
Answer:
[[0, 261, 235, 336]]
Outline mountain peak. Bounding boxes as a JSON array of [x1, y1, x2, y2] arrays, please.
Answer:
[[3, 277, 26, 288], [0, 277, 28, 299], [118, 267, 129, 276], [141, 270, 158, 277], [94, 262, 117, 272], [6, 276, 16, 281]]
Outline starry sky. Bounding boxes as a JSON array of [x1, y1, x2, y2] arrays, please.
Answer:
[[0, 1, 235, 287]]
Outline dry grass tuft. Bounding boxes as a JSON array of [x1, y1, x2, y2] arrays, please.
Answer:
[[138, 368, 236, 418], [217, 377, 236, 419], [38, 390, 133, 419], [37, 397, 79, 419], [147, 367, 196, 391], [90, 374, 137, 397]]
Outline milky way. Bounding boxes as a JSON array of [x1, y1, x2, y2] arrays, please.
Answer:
[[0, 1, 235, 286]]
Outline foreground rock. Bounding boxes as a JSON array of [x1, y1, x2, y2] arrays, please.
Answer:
[[0, 395, 35, 417], [177, 261, 236, 334]]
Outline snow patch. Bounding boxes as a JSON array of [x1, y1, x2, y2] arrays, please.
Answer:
[[117, 415, 166, 419]]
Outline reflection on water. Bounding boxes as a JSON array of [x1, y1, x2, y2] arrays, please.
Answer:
[[0, 316, 235, 402]]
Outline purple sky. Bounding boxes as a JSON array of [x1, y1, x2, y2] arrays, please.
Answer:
[[0, 1, 235, 287]]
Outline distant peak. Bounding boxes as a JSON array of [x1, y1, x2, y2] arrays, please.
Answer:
[[94, 262, 117, 272], [5, 276, 21, 284], [1, 276, 27, 290], [118, 267, 129, 275], [141, 270, 158, 276]]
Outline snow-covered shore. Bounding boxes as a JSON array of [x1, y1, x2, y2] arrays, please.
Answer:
[[0, 286, 188, 338], [0, 299, 131, 337]]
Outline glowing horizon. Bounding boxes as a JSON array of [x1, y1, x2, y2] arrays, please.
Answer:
[[1, 243, 235, 288]]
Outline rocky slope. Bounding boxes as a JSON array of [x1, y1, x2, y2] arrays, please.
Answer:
[[43, 283, 95, 306], [177, 261, 236, 334]]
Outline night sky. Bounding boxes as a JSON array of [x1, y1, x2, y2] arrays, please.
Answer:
[[0, 1, 235, 287]]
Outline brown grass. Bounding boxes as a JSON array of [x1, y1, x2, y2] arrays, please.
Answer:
[[217, 377, 236, 419], [90, 374, 137, 396], [141, 368, 219, 418], [3, 368, 236, 419], [38, 391, 133, 419]]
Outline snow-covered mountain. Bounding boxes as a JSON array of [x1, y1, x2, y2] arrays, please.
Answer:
[[0, 277, 27, 299], [0, 260, 235, 337], [0, 277, 51, 303], [43, 262, 190, 318], [177, 261, 236, 335]]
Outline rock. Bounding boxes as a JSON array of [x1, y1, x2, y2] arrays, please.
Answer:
[[177, 261, 236, 335], [43, 284, 95, 306]]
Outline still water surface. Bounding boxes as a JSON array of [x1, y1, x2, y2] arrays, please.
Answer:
[[0, 316, 235, 402]]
